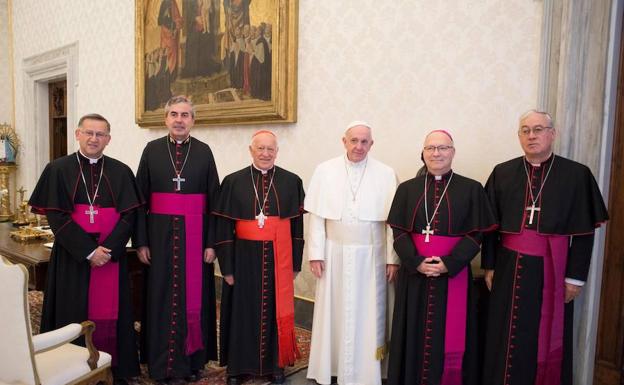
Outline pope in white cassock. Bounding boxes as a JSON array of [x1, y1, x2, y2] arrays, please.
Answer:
[[305, 121, 400, 385]]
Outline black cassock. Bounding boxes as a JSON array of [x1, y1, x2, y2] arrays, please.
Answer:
[[386, 171, 497, 385], [134, 136, 220, 380], [29, 152, 143, 378], [482, 155, 608, 385], [214, 165, 304, 377]]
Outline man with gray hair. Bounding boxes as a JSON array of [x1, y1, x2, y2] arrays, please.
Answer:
[[214, 130, 305, 385], [30, 113, 143, 384], [482, 110, 608, 385], [306, 121, 399, 385], [134, 95, 221, 383]]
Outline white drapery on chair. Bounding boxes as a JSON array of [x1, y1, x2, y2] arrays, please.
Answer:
[[0, 255, 113, 385]]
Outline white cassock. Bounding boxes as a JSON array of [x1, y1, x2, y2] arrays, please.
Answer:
[[305, 155, 399, 385]]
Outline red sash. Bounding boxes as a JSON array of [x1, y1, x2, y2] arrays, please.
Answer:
[[502, 230, 568, 385], [235, 217, 300, 367], [71, 204, 120, 363], [150, 192, 206, 355], [411, 233, 465, 385]]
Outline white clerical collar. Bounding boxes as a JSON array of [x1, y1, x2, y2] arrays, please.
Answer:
[[344, 154, 367, 168], [528, 152, 554, 168], [78, 150, 102, 165], [252, 163, 274, 175], [168, 135, 191, 144]]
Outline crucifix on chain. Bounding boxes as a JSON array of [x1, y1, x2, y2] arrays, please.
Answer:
[[526, 203, 541, 225], [85, 205, 98, 224], [255, 211, 266, 228], [422, 225, 434, 243], [172, 174, 186, 191]]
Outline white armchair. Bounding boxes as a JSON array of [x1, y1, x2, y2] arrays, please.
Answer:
[[0, 255, 113, 385]]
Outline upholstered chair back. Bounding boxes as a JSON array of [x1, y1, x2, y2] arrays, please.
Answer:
[[0, 255, 38, 385]]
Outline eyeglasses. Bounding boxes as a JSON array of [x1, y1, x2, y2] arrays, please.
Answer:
[[518, 125, 552, 136], [423, 145, 453, 153], [80, 130, 109, 139]]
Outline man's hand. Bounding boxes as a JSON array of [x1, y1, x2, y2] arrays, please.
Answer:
[[204, 248, 216, 263], [224, 274, 235, 286], [137, 246, 151, 265], [484, 269, 494, 291], [565, 283, 582, 303], [386, 264, 399, 283], [90, 246, 112, 267], [310, 260, 324, 279], [416, 257, 447, 277]]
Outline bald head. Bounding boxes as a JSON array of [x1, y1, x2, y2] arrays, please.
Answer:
[[422, 130, 455, 176]]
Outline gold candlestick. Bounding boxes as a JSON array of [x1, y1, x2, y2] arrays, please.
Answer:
[[0, 165, 15, 221]]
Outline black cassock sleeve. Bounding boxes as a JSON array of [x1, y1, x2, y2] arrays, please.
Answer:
[[392, 228, 425, 273], [47, 210, 99, 263], [291, 214, 304, 272], [446, 233, 482, 277], [101, 210, 136, 262], [133, 147, 150, 248], [481, 169, 500, 270], [566, 232, 595, 282], [203, 151, 220, 249], [215, 215, 235, 276]]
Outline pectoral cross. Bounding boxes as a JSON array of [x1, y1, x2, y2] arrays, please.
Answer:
[[525, 203, 541, 225], [255, 211, 266, 228], [422, 225, 434, 243], [172, 174, 186, 191], [85, 205, 98, 224]]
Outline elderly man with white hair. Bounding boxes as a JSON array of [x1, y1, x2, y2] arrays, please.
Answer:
[[306, 121, 399, 385], [214, 130, 305, 385]]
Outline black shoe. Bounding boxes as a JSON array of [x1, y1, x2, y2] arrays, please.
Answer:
[[227, 375, 240, 385], [185, 370, 201, 382], [272, 371, 285, 384]]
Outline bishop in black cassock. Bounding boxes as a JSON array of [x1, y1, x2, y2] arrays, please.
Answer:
[[29, 114, 143, 380], [214, 131, 304, 385], [386, 130, 497, 385], [134, 97, 220, 381], [482, 110, 608, 385]]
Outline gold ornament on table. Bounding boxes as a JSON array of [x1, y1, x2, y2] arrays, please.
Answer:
[[13, 186, 31, 226], [0, 167, 15, 221], [9, 226, 53, 242]]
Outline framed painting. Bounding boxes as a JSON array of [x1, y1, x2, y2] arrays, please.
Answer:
[[135, 0, 298, 127]]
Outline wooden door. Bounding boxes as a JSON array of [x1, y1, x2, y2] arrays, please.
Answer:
[[48, 79, 67, 160]]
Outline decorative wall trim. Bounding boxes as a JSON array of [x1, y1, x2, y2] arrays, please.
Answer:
[[22, 42, 78, 184]]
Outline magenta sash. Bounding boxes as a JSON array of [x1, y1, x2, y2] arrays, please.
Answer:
[[71, 204, 120, 363], [411, 233, 465, 385], [502, 230, 568, 385], [150, 192, 206, 355]]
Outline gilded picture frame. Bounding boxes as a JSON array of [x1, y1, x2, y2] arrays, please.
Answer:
[[135, 0, 298, 127]]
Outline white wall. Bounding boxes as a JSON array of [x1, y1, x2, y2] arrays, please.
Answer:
[[9, 0, 543, 298], [0, 0, 12, 124]]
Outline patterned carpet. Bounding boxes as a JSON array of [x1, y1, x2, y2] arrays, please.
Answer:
[[27, 291, 310, 384]]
